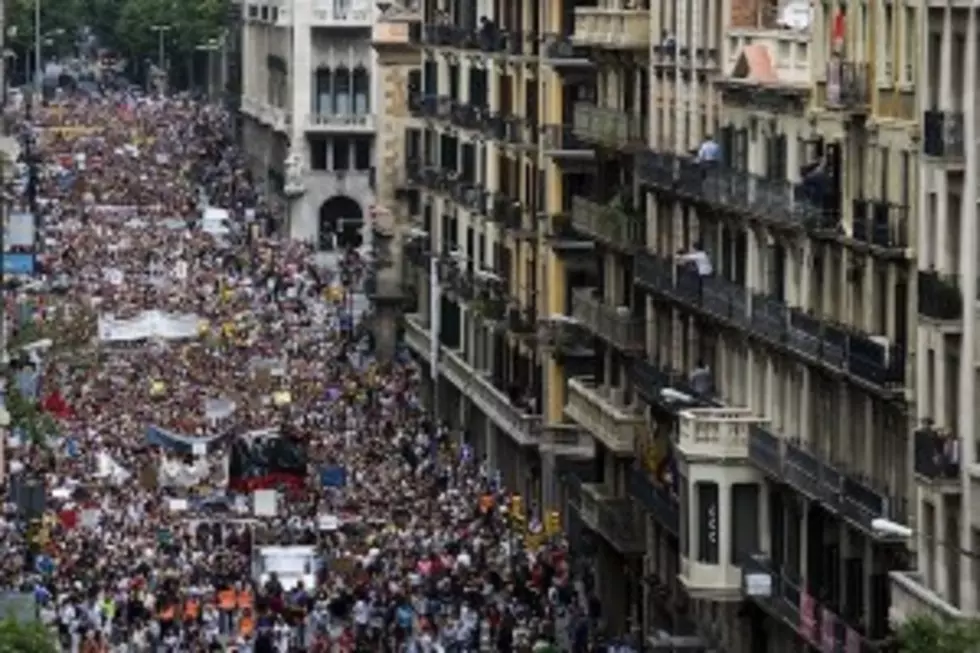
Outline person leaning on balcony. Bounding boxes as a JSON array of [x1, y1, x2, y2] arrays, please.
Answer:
[[799, 150, 832, 223], [696, 134, 720, 164], [677, 241, 714, 300]]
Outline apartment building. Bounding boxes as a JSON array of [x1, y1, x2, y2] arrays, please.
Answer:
[[239, 0, 377, 247], [370, 6, 423, 358], [630, 0, 920, 650], [398, 0, 592, 507], [891, 5, 980, 626]]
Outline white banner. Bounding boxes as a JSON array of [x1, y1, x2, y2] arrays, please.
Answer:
[[98, 310, 202, 342]]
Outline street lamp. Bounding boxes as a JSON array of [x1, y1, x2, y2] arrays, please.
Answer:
[[195, 37, 222, 99], [150, 24, 171, 87]]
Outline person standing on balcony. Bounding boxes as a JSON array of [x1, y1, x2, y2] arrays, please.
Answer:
[[695, 134, 720, 164]]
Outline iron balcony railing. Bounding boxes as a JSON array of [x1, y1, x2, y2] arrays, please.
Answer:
[[742, 556, 879, 652], [635, 151, 827, 230], [923, 110, 965, 159], [570, 196, 645, 251], [570, 287, 645, 352], [850, 198, 909, 251], [917, 271, 962, 322], [747, 425, 909, 536], [541, 124, 591, 151], [634, 252, 906, 391], [824, 60, 870, 111], [628, 466, 679, 535], [449, 101, 483, 130], [449, 180, 489, 216], [572, 102, 645, 149], [628, 358, 720, 415], [480, 112, 507, 141], [913, 427, 960, 481], [542, 33, 589, 61]]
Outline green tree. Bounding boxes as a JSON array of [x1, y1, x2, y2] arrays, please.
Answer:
[[0, 618, 59, 652], [897, 615, 980, 653], [8, 0, 228, 89]]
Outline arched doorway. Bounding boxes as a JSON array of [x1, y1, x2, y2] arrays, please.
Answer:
[[318, 196, 363, 251]]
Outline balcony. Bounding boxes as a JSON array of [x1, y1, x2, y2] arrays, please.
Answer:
[[547, 213, 597, 258], [539, 424, 596, 457], [889, 571, 964, 624], [567, 477, 645, 554], [913, 427, 960, 483], [502, 116, 537, 150], [565, 377, 644, 455], [421, 24, 464, 47], [743, 556, 874, 651], [850, 198, 909, 253], [747, 425, 909, 537], [305, 113, 376, 133], [629, 358, 720, 415], [507, 305, 538, 341], [541, 33, 594, 67], [537, 314, 595, 359], [634, 252, 906, 394], [676, 407, 761, 461], [415, 94, 451, 122], [570, 287, 644, 352], [922, 110, 965, 160], [635, 151, 825, 230], [311, 4, 372, 26], [570, 196, 645, 252], [371, 21, 422, 50], [573, 6, 650, 50], [403, 314, 542, 446], [541, 124, 594, 158], [413, 165, 451, 194], [652, 43, 677, 69], [572, 103, 645, 150], [819, 59, 870, 112], [449, 101, 483, 130], [917, 271, 962, 322], [628, 466, 680, 535], [448, 180, 489, 216]]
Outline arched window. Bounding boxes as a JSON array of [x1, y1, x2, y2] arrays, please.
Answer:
[[315, 67, 332, 114], [352, 66, 369, 115], [333, 66, 351, 115]]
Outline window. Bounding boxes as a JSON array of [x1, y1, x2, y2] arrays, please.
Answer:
[[730, 483, 759, 565], [333, 67, 351, 114], [314, 68, 332, 114], [353, 138, 371, 170], [696, 481, 719, 564], [352, 67, 370, 114], [309, 136, 328, 170], [332, 137, 350, 170]]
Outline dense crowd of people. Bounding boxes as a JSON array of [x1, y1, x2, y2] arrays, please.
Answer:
[[0, 90, 624, 652]]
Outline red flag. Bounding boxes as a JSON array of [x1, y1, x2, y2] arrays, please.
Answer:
[[42, 390, 74, 419]]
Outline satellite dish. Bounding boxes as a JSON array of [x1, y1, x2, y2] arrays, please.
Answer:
[[777, 0, 812, 30]]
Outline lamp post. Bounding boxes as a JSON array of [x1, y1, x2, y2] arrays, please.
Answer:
[[195, 38, 222, 100], [150, 24, 171, 91]]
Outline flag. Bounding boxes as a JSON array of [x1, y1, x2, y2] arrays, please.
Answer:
[[41, 391, 73, 420]]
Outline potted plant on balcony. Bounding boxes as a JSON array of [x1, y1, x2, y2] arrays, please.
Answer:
[[897, 615, 980, 653]]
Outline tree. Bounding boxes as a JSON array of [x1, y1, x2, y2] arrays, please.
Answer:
[[7, 0, 228, 89], [897, 615, 980, 653], [0, 618, 59, 652]]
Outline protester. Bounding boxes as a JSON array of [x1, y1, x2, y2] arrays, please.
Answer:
[[0, 90, 614, 652]]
